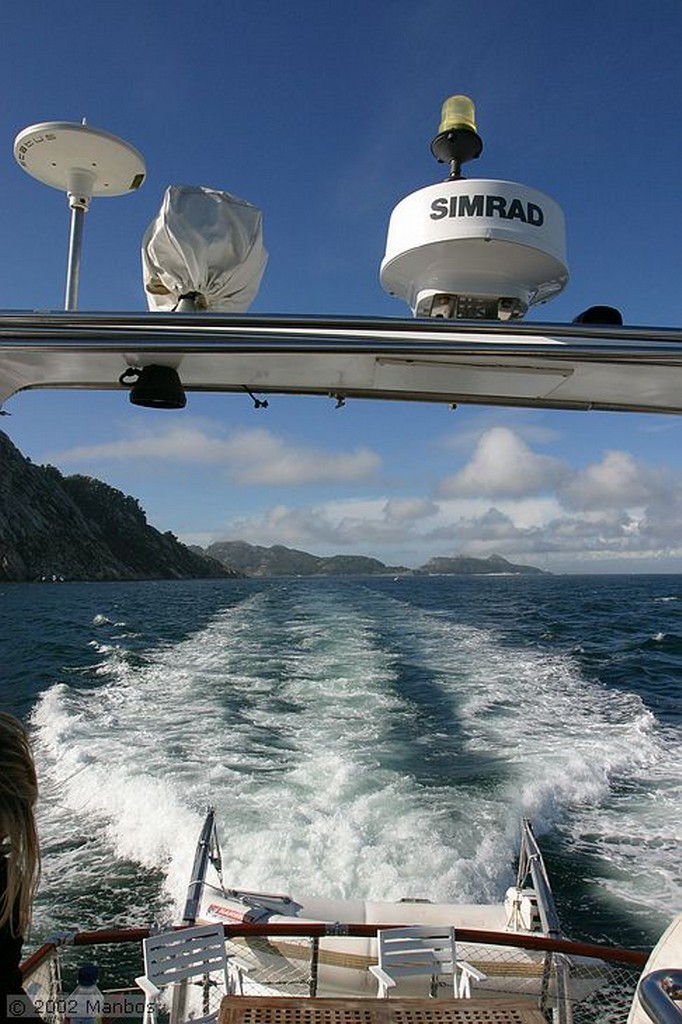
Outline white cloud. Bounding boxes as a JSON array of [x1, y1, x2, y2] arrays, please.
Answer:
[[51, 423, 380, 487], [229, 431, 379, 485], [51, 420, 682, 570], [189, 485, 682, 569], [207, 495, 558, 563], [50, 422, 236, 465], [217, 498, 440, 554], [442, 419, 561, 453], [383, 498, 439, 522], [196, 428, 682, 569], [439, 427, 567, 497], [559, 449, 668, 510]]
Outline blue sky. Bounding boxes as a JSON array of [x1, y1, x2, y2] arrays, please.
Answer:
[[2, 0, 682, 572]]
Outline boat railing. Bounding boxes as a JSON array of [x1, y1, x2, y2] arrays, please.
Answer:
[[180, 805, 224, 926], [516, 819, 562, 938], [637, 969, 682, 1024], [21, 922, 649, 1024], [552, 955, 575, 1024]]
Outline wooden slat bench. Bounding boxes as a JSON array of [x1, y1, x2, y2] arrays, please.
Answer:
[[218, 995, 548, 1024]]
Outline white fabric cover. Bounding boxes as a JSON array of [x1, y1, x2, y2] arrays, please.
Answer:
[[142, 185, 267, 312]]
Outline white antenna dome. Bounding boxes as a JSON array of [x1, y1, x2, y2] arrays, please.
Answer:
[[381, 178, 568, 320], [381, 96, 568, 320]]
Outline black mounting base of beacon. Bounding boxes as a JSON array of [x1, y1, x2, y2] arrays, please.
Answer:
[[430, 128, 483, 179]]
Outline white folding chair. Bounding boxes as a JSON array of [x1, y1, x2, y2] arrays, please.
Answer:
[[135, 923, 232, 1024], [369, 925, 487, 999]]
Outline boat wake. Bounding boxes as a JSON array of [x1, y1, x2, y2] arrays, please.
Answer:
[[28, 580, 680, 943]]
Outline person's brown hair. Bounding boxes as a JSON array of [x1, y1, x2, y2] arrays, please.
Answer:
[[0, 713, 40, 937]]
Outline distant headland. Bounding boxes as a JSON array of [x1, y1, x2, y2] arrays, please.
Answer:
[[199, 540, 548, 578]]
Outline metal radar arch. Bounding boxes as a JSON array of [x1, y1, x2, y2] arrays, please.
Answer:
[[13, 121, 146, 310]]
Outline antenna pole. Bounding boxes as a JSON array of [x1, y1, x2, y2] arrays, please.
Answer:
[[65, 200, 88, 311]]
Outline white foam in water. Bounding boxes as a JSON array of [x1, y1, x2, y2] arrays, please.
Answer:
[[30, 585, 680, 936], [390, 592, 681, 928]]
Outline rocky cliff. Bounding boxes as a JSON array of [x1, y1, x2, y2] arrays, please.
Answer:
[[0, 431, 236, 582]]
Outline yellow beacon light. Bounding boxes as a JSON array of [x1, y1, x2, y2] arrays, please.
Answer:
[[438, 95, 477, 135], [430, 94, 483, 179]]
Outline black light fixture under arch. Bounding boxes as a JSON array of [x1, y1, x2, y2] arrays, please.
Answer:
[[119, 365, 186, 409]]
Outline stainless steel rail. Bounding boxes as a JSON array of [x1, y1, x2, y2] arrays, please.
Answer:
[[516, 820, 562, 938], [638, 969, 682, 1024], [181, 805, 223, 926], [1, 311, 682, 352], [0, 310, 681, 334]]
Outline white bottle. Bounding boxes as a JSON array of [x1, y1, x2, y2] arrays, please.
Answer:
[[67, 963, 104, 1024]]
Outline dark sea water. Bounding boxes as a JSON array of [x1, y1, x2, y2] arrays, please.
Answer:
[[1, 573, 680, 971]]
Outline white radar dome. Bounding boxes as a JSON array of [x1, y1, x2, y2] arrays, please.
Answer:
[[381, 178, 568, 319]]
